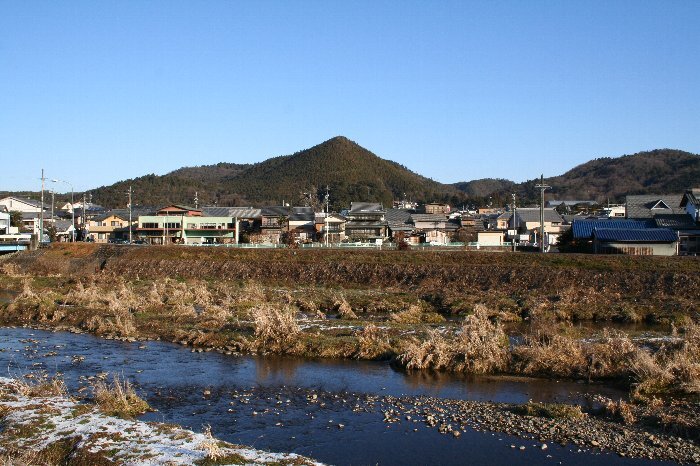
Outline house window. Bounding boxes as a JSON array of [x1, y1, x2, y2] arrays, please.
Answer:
[[111, 221, 118, 226], [164, 222, 180, 229], [142, 222, 159, 229]]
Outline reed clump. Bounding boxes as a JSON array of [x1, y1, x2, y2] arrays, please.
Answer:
[[334, 297, 358, 320], [398, 306, 509, 374], [390, 305, 424, 324], [11, 375, 67, 399], [356, 324, 392, 359], [251, 304, 300, 352], [92, 374, 150, 418]]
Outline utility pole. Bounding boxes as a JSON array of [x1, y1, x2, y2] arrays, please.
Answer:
[[324, 185, 330, 247], [127, 186, 133, 243], [82, 192, 87, 241], [511, 193, 517, 252], [51, 190, 55, 223], [535, 174, 551, 253], [194, 191, 198, 210], [40, 169, 45, 243]]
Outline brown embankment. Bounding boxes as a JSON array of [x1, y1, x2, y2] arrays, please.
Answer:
[[5, 243, 699, 320]]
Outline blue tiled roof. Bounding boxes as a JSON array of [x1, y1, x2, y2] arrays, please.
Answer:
[[593, 228, 678, 243], [571, 219, 654, 239]]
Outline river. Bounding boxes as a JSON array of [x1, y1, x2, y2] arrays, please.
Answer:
[[0, 326, 677, 465]]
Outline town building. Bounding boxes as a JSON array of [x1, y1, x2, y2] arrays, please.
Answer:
[[344, 203, 387, 242], [592, 228, 679, 256], [0, 197, 44, 214]]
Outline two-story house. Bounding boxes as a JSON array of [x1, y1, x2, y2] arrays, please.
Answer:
[[344, 203, 387, 242], [87, 212, 131, 243], [315, 213, 347, 243], [511, 208, 566, 246]]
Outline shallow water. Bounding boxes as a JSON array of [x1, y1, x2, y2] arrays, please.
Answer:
[[0, 327, 675, 466]]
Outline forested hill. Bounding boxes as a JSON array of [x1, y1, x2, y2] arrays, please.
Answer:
[[46, 144, 700, 210], [453, 149, 700, 205], [88, 162, 251, 210], [90, 136, 465, 209]]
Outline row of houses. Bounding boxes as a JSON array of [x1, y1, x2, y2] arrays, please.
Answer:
[[1, 188, 699, 255]]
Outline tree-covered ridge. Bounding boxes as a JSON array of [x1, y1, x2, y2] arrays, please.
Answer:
[[22, 144, 700, 210], [454, 149, 700, 205]]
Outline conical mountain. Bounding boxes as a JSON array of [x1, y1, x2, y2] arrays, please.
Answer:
[[90, 136, 461, 209], [223, 136, 458, 208]]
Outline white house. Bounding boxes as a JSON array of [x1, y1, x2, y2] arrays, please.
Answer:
[[0, 196, 44, 214]]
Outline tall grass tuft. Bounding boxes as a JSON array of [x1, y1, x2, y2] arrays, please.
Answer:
[[398, 306, 509, 374], [251, 304, 300, 352], [356, 324, 392, 359], [452, 305, 509, 373], [92, 374, 150, 418]]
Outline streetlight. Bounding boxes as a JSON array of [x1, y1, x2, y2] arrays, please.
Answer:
[[52, 179, 74, 242]]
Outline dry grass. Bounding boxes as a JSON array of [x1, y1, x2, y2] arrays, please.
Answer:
[[251, 304, 300, 352], [196, 424, 224, 461], [604, 399, 637, 424], [451, 305, 509, 373], [512, 321, 643, 380], [92, 374, 150, 418], [356, 324, 392, 359], [11, 375, 67, 399], [334, 297, 358, 320], [0, 263, 24, 278], [633, 321, 700, 398], [390, 305, 424, 324], [398, 306, 509, 374], [398, 329, 454, 371], [513, 401, 585, 420]]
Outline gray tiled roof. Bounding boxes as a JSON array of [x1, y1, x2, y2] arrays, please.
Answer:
[[289, 207, 314, 222], [349, 202, 384, 213], [202, 207, 261, 218], [0, 196, 44, 208], [410, 214, 448, 223], [653, 214, 696, 229], [513, 208, 564, 224], [625, 194, 685, 218], [546, 200, 597, 207], [385, 208, 412, 223], [51, 219, 74, 232], [261, 206, 291, 217], [680, 189, 700, 207]]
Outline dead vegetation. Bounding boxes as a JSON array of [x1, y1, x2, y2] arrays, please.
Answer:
[[398, 306, 509, 374], [92, 374, 150, 418], [356, 324, 392, 359], [251, 304, 300, 352], [8, 375, 67, 399]]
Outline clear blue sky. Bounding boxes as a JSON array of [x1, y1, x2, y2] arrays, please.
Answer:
[[1, 1, 699, 193]]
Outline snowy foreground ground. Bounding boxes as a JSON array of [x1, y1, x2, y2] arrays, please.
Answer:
[[0, 377, 325, 465]]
